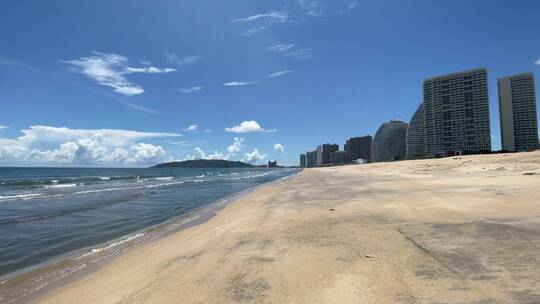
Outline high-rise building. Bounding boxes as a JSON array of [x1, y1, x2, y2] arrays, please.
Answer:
[[423, 68, 491, 157], [345, 136, 372, 163], [306, 151, 317, 168], [316, 143, 339, 166], [267, 160, 277, 168], [406, 103, 426, 159], [373, 120, 408, 162], [300, 154, 306, 167], [498, 73, 538, 152], [329, 151, 346, 164]]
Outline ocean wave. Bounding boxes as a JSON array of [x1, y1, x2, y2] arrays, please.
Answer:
[[45, 183, 79, 189], [0, 193, 43, 200], [79, 233, 145, 258]]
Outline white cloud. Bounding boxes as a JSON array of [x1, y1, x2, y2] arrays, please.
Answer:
[[64, 52, 175, 96], [0, 125, 8, 130], [268, 44, 312, 59], [183, 124, 199, 132], [535, 59, 540, 65], [232, 10, 290, 36], [268, 70, 293, 78], [225, 121, 276, 133], [0, 125, 180, 166], [227, 137, 245, 153], [242, 149, 267, 164], [223, 81, 258, 87], [187, 147, 226, 160], [179, 86, 204, 94], [268, 44, 296, 53], [232, 11, 289, 24], [165, 53, 202, 66], [273, 143, 284, 152]]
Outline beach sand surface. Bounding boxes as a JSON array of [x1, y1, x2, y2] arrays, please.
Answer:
[[34, 152, 540, 303]]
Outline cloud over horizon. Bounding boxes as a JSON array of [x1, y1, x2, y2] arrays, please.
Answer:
[[0, 125, 180, 166]]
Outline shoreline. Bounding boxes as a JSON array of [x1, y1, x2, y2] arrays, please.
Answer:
[[0, 170, 300, 304], [6, 152, 540, 303]]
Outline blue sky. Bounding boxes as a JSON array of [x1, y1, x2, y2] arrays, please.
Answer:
[[1, 0, 539, 166]]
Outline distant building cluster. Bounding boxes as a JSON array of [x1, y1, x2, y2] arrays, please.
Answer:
[[300, 68, 538, 167]]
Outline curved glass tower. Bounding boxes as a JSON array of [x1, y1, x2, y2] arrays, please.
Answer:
[[406, 103, 425, 159], [373, 120, 408, 162]]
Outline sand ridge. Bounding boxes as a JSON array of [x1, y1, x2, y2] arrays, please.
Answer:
[[34, 152, 540, 303]]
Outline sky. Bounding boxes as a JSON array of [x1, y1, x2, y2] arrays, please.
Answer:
[[1, 0, 540, 167]]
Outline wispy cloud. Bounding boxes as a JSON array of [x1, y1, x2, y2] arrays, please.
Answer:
[[179, 86, 204, 94], [183, 124, 199, 132], [232, 11, 289, 23], [232, 10, 290, 36], [121, 101, 158, 114], [225, 121, 276, 133], [268, 44, 296, 53], [338, 0, 360, 14], [1, 57, 159, 114], [346, 1, 360, 12], [296, 0, 323, 17], [0, 125, 8, 130], [165, 53, 202, 66], [268, 44, 312, 59], [63, 52, 175, 96], [535, 59, 540, 65], [268, 70, 294, 78], [223, 81, 258, 87]]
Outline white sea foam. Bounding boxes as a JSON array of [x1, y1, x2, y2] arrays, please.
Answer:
[[155, 177, 174, 181], [99, 177, 111, 180], [0, 193, 43, 201], [79, 233, 145, 258], [45, 183, 78, 189]]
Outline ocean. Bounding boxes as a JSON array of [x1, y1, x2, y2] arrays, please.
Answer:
[[0, 167, 298, 281]]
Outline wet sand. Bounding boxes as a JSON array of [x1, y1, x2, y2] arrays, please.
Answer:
[[32, 152, 540, 303]]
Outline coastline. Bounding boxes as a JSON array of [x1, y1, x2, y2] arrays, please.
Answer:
[[6, 152, 540, 303], [0, 170, 300, 304]]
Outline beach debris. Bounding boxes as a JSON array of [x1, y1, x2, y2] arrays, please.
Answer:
[[365, 255, 374, 258], [523, 172, 537, 176], [329, 208, 335, 211]]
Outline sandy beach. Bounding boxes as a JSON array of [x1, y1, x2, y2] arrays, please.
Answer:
[[31, 152, 540, 303]]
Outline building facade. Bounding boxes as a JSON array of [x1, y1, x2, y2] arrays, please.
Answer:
[[345, 136, 372, 163], [406, 103, 426, 159], [300, 154, 306, 167], [423, 68, 491, 157], [316, 143, 339, 166], [329, 151, 346, 164], [498, 73, 538, 152], [306, 151, 317, 168], [373, 120, 408, 162]]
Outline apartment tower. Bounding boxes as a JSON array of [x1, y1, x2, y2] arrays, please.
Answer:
[[498, 73, 538, 152], [423, 68, 491, 157]]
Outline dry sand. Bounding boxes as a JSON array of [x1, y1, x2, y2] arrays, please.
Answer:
[[34, 152, 540, 304]]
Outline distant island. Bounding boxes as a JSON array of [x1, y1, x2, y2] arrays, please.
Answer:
[[151, 159, 255, 168]]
